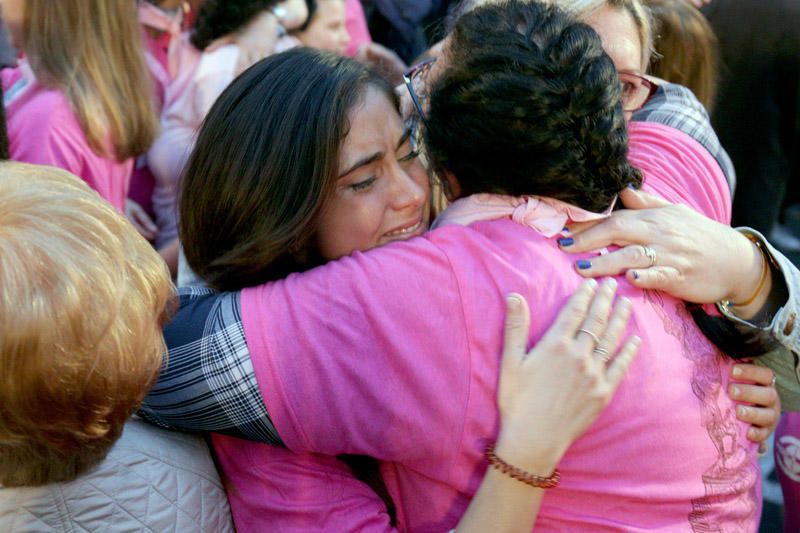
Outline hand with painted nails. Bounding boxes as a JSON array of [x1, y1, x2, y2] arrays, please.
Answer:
[[495, 279, 641, 474], [729, 363, 781, 444], [560, 188, 771, 318]]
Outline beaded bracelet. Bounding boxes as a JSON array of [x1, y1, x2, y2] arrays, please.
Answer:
[[485, 444, 561, 489]]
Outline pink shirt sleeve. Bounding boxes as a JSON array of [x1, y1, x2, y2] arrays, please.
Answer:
[[240, 236, 470, 470], [212, 435, 395, 532], [628, 121, 732, 224]]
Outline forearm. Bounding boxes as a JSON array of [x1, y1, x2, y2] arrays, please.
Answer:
[[456, 468, 545, 533]]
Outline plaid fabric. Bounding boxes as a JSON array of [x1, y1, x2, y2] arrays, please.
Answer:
[[139, 286, 282, 445], [634, 82, 736, 195]]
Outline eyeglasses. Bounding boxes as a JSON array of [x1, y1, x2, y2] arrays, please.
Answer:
[[618, 71, 658, 112], [403, 57, 437, 129]]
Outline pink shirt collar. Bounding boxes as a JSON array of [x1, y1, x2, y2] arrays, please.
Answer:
[[432, 193, 616, 237]]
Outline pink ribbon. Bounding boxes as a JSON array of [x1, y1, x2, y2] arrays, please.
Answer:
[[432, 193, 616, 238]]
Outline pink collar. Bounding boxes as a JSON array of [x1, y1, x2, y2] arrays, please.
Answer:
[[432, 193, 616, 238]]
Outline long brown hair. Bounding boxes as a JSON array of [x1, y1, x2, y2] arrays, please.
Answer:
[[645, 0, 719, 111], [24, 0, 158, 160], [180, 49, 395, 291]]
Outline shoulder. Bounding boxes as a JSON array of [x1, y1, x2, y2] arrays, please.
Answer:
[[633, 82, 736, 191], [164, 287, 241, 350], [628, 121, 731, 223]]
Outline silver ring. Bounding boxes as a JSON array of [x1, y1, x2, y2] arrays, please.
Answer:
[[593, 346, 610, 362], [577, 328, 601, 345], [770, 375, 777, 388], [643, 245, 657, 267]]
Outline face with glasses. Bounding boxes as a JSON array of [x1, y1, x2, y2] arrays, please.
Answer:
[[584, 3, 653, 119]]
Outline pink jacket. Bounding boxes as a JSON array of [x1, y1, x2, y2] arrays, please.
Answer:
[[216, 122, 758, 532]]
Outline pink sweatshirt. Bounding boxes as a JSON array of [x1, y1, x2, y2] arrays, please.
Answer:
[[216, 122, 758, 532], [2, 63, 132, 212]]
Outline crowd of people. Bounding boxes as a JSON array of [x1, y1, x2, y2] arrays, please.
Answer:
[[0, 0, 799, 531]]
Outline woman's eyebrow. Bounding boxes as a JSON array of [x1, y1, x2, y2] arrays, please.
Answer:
[[338, 151, 384, 178], [395, 127, 412, 151]]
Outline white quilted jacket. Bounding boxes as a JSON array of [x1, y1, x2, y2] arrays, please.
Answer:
[[0, 418, 234, 532]]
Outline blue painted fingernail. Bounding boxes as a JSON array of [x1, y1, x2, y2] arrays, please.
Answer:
[[562, 226, 570, 233], [558, 237, 574, 247], [577, 259, 592, 270], [631, 271, 640, 280], [627, 182, 638, 190]]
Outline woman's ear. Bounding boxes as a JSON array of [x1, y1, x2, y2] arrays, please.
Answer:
[[442, 169, 461, 201]]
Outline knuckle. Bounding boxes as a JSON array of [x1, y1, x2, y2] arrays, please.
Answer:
[[628, 245, 645, 263], [585, 314, 608, 331], [609, 216, 628, 233]]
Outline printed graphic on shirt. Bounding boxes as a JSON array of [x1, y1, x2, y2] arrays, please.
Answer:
[[777, 435, 800, 483], [646, 290, 759, 531]]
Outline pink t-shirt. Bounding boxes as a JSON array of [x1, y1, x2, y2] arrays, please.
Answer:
[[220, 122, 757, 532], [2, 63, 133, 212]]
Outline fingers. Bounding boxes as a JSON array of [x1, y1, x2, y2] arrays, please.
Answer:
[[625, 266, 681, 291], [730, 382, 779, 409], [559, 190, 674, 254], [594, 297, 632, 363], [747, 425, 774, 445], [560, 214, 643, 254], [618, 187, 671, 210], [736, 403, 779, 431], [731, 363, 775, 387], [605, 335, 641, 389], [539, 279, 598, 344], [572, 245, 663, 278], [729, 364, 780, 443], [573, 278, 617, 353], [502, 294, 531, 370]]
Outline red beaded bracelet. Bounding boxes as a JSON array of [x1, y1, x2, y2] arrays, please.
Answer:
[[485, 444, 561, 489]]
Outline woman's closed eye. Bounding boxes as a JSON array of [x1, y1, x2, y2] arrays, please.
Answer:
[[349, 176, 376, 192], [397, 136, 419, 164]]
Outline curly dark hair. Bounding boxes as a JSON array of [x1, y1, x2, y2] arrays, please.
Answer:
[[424, 0, 642, 212], [190, 0, 280, 50]]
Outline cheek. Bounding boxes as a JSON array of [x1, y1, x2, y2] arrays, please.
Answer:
[[316, 193, 386, 259]]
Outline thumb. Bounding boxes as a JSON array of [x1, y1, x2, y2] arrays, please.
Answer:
[[502, 293, 531, 369], [619, 187, 672, 210]]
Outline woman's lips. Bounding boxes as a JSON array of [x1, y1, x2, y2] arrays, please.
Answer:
[[384, 218, 424, 238]]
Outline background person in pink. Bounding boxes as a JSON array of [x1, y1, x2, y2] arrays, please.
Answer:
[[162, 2, 762, 529], [0, 0, 157, 212]]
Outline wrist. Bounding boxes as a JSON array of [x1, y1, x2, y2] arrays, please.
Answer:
[[494, 431, 561, 476], [725, 234, 766, 304], [720, 232, 773, 320]]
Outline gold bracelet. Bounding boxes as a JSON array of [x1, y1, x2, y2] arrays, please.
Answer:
[[731, 234, 770, 308], [485, 444, 561, 489]]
